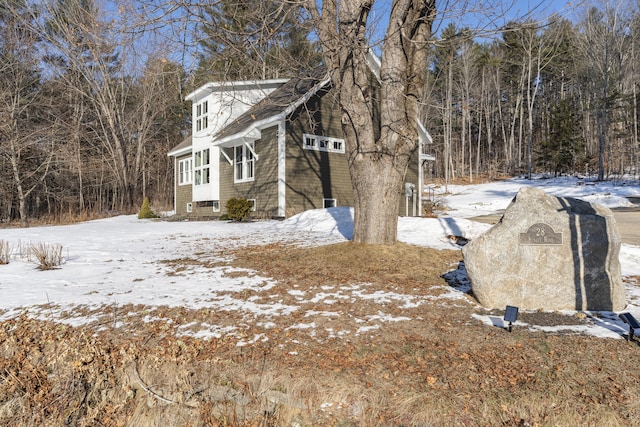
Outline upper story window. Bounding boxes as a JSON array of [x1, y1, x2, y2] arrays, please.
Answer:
[[195, 101, 208, 132], [178, 158, 192, 185], [234, 143, 255, 183], [303, 133, 345, 154], [194, 148, 210, 185]]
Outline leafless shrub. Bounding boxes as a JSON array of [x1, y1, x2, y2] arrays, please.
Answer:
[[30, 242, 64, 270], [17, 240, 32, 262], [0, 240, 10, 264]]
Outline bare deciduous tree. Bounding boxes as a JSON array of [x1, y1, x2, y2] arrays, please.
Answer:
[[305, 0, 436, 244], [0, 0, 54, 226]]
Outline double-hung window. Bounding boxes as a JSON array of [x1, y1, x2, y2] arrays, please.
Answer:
[[178, 158, 192, 185], [234, 143, 255, 182], [194, 148, 210, 185], [195, 101, 208, 132]]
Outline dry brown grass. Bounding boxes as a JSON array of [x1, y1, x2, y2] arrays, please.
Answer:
[[29, 242, 64, 270], [428, 173, 515, 187], [2, 242, 640, 426], [233, 241, 460, 288], [0, 211, 113, 229]]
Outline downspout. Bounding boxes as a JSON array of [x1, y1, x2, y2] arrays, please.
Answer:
[[277, 120, 286, 217]]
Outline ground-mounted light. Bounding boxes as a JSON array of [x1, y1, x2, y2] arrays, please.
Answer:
[[619, 312, 640, 342], [504, 305, 519, 332]]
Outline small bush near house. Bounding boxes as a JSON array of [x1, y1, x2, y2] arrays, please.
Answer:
[[225, 198, 253, 222], [138, 197, 158, 219]]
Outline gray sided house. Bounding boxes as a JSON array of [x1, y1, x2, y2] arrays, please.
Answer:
[[168, 64, 434, 219]]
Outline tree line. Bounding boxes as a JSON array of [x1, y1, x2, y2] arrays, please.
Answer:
[[1, 0, 638, 226], [427, 6, 640, 184], [0, 0, 318, 225], [0, 0, 191, 225]]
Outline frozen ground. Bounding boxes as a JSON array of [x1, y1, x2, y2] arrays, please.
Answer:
[[0, 175, 639, 340]]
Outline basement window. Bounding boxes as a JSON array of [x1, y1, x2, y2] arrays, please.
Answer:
[[323, 198, 337, 208]]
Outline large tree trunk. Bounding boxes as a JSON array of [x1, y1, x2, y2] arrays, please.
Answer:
[[308, 0, 435, 244], [350, 155, 407, 244]]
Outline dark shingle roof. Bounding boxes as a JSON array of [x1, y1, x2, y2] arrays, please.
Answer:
[[168, 134, 192, 155], [214, 67, 329, 142]]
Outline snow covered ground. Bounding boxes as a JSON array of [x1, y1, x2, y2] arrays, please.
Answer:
[[0, 175, 639, 340]]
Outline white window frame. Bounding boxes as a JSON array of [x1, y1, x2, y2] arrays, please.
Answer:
[[186, 202, 193, 213], [234, 142, 255, 183], [178, 158, 192, 185], [195, 101, 208, 132], [323, 198, 337, 208], [212, 201, 220, 212], [303, 133, 345, 154], [194, 148, 210, 186], [248, 199, 256, 211]]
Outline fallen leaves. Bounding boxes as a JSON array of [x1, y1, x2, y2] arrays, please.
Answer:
[[3, 242, 640, 425]]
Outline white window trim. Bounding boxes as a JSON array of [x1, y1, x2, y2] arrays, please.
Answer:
[[178, 158, 192, 185], [303, 133, 345, 154], [195, 101, 208, 132], [248, 199, 256, 211], [194, 149, 211, 186], [234, 142, 255, 183], [212, 201, 220, 212], [186, 202, 193, 213]]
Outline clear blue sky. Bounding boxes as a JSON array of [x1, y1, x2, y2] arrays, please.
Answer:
[[370, 0, 578, 41]]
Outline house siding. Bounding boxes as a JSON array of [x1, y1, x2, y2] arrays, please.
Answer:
[[285, 87, 353, 216], [219, 126, 280, 217], [171, 73, 427, 220]]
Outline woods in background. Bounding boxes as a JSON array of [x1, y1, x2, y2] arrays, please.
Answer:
[[0, 0, 638, 225], [427, 7, 640, 184]]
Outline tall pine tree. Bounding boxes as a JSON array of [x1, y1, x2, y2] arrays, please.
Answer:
[[195, 0, 320, 83]]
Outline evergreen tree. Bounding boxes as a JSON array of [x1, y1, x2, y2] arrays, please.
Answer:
[[538, 98, 584, 175], [195, 0, 320, 83]]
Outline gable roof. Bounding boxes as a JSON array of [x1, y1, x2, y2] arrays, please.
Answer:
[[212, 67, 330, 146], [169, 54, 433, 156], [167, 134, 192, 157], [185, 79, 289, 102]]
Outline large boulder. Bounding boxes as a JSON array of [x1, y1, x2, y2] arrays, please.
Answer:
[[462, 187, 625, 311]]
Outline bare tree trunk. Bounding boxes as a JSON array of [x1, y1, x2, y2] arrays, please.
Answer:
[[307, 0, 435, 244], [444, 60, 453, 190], [634, 61, 639, 179], [8, 143, 28, 227], [598, 41, 610, 181], [477, 69, 485, 178], [484, 97, 493, 179]]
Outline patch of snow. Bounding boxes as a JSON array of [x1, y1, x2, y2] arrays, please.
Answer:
[[0, 175, 638, 340]]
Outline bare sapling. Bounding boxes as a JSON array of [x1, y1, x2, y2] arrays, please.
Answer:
[[0, 240, 10, 264]]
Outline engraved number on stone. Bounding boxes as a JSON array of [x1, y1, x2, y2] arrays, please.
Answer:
[[520, 223, 563, 245]]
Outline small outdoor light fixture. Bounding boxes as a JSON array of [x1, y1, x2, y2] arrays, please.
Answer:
[[619, 313, 640, 341], [504, 305, 519, 332]]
